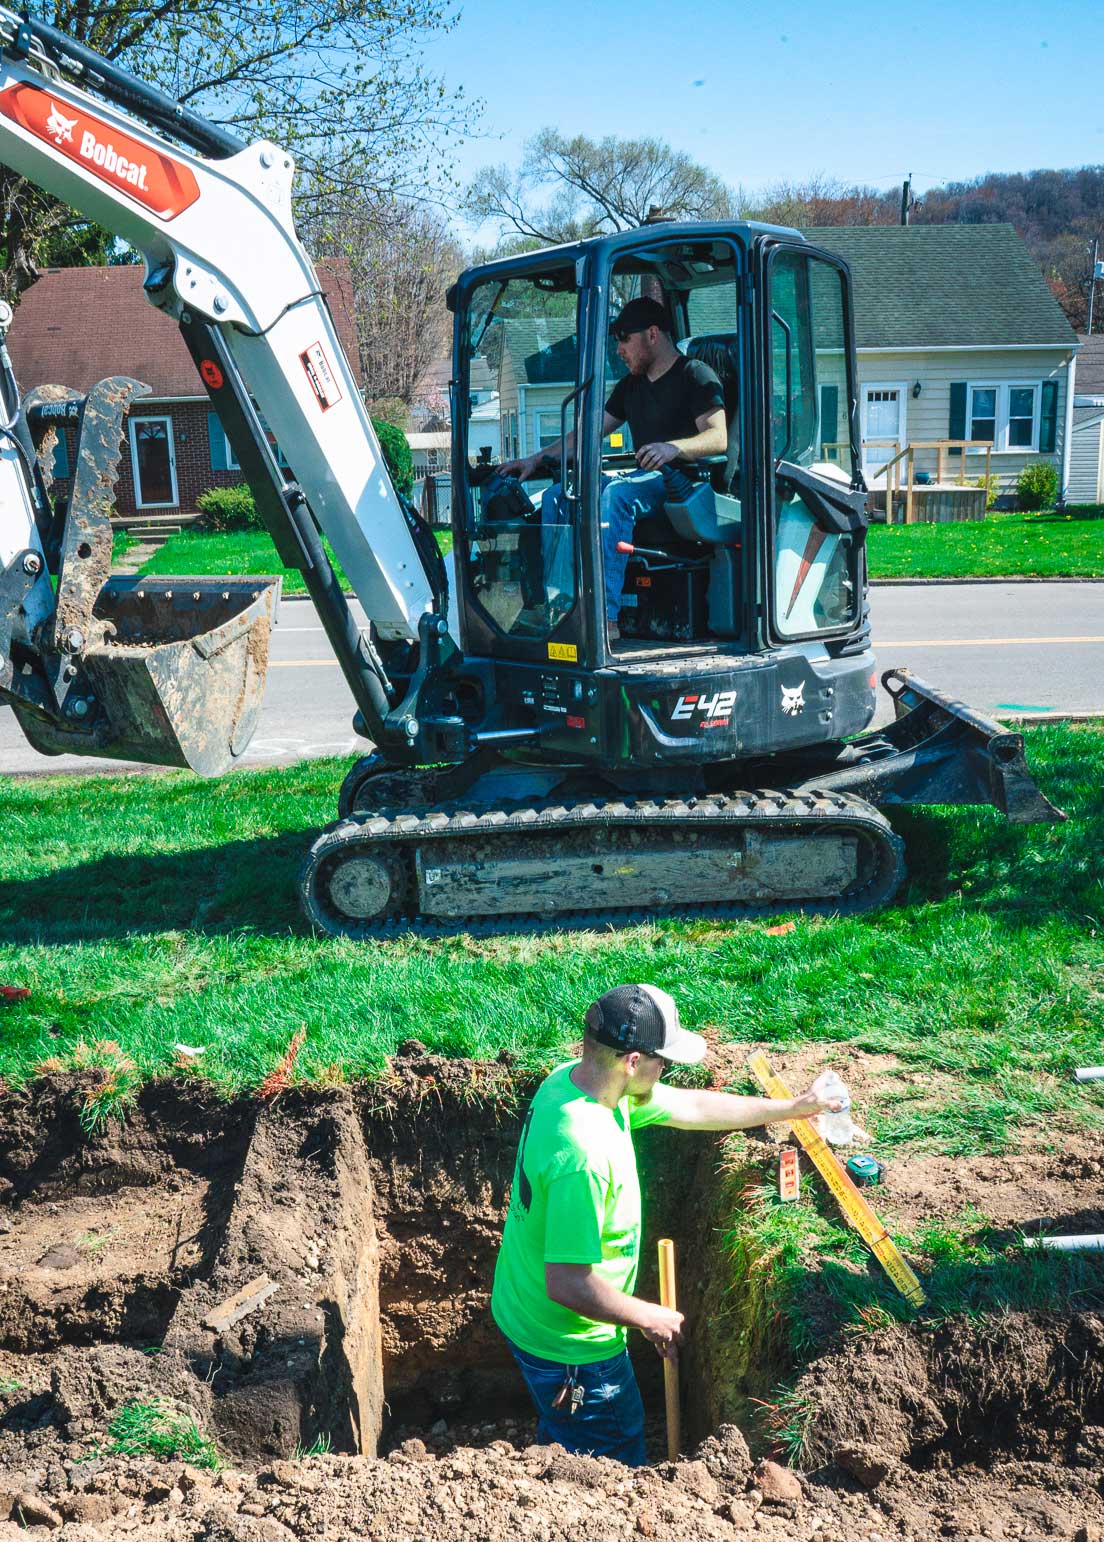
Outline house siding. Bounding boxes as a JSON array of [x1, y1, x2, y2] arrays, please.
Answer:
[[855, 349, 1071, 490], [1069, 417, 1104, 503]]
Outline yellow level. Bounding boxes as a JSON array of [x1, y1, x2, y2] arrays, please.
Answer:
[[747, 1052, 925, 1308]]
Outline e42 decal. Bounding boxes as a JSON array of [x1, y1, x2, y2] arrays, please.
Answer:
[[671, 690, 737, 728]]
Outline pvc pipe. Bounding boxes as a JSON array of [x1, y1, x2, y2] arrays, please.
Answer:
[[1024, 1234, 1104, 1252], [657, 1238, 680, 1461], [1073, 1067, 1104, 1083]]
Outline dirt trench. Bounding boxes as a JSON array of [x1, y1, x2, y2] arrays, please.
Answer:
[[1, 1052, 1104, 1540]]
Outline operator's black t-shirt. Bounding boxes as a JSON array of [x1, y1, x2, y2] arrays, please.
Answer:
[[604, 354, 724, 450]]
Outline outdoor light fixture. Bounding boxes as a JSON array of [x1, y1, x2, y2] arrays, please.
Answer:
[[912, 381, 922, 398]]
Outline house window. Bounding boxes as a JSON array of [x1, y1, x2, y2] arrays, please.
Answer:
[[220, 420, 291, 472], [967, 382, 1039, 451], [534, 411, 560, 449]]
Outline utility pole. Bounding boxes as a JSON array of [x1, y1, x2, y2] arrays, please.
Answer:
[[1089, 237, 1101, 335], [900, 174, 913, 226]]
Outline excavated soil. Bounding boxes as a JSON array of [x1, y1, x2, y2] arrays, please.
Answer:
[[0, 1047, 1102, 1540]]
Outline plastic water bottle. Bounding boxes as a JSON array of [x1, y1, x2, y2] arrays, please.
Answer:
[[819, 1072, 854, 1146]]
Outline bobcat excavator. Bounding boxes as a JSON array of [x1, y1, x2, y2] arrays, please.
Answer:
[[0, 7, 1061, 936]]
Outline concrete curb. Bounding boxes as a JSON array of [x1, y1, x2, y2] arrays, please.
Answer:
[[996, 711, 1104, 725]]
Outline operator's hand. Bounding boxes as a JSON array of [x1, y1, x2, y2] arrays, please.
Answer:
[[638, 1302, 684, 1358], [499, 454, 545, 481], [789, 1071, 846, 1121], [635, 441, 679, 471]]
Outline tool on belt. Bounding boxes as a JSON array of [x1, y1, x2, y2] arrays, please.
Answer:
[[552, 1368, 584, 1416]]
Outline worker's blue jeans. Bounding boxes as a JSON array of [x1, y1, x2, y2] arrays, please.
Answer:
[[507, 1340, 647, 1466], [540, 470, 668, 621]]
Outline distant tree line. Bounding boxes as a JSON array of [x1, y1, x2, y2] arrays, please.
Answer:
[[469, 136, 1104, 334]]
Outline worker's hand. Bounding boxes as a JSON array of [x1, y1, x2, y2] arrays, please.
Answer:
[[635, 441, 679, 471], [638, 1302, 684, 1358], [499, 454, 545, 481], [789, 1072, 846, 1120]]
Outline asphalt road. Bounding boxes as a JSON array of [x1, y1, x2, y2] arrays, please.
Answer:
[[2, 581, 1101, 776]]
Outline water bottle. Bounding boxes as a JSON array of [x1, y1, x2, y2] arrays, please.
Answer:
[[819, 1071, 854, 1146]]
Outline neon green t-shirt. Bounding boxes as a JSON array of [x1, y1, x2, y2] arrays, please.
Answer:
[[491, 1060, 677, 1363]]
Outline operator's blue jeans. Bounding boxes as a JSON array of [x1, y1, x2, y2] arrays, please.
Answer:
[[540, 470, 668, 621], [507, 1339, 647, 1466]]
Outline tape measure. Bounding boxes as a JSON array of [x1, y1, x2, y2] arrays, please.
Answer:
[[748, 1052, 925, 1307]]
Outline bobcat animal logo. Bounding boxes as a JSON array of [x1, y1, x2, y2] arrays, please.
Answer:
[[781, 682, 805, 716], [46, 102, 77, 145]]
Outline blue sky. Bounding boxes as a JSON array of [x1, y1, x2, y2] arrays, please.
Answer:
[[422, 0, 1103, 240]]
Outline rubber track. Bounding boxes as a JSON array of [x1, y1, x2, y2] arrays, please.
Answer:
[[300, 786, 906, 939]]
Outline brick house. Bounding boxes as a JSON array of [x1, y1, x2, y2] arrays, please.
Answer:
[[5, 261, 363, 519]]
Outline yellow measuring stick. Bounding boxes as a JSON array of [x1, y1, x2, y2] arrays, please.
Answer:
[[748, 1051, 925, 1308]]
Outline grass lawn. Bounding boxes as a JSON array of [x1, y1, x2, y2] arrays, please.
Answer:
[[0, 726, 1100, 1127], [135, 526, 452, 595], [866, 504, 1104, 579], [134, 510, 1101, 588]]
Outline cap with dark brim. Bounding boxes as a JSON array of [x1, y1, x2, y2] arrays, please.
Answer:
[[585, 983, 706, 1064]]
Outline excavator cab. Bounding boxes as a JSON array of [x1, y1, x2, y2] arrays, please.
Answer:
[[449, 225, 875, 761]]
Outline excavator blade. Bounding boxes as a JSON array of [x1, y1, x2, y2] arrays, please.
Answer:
[[8, 573, 280, 774]]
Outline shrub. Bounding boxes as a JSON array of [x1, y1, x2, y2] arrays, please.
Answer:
[[1015, 461, 1059, 512], [372, 416, 415, 498], [973, 474, 1000, 510], [196, 485, 262, 532]]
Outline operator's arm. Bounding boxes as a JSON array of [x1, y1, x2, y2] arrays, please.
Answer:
[[636, 407, 728, 471], [656, 1076, 839, 1132], [545, 1264, 683, 1357], [501, 411, 623, 480]]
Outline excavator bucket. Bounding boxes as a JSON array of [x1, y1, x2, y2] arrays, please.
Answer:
[[2, 376, 280, 775], [9, 574, 279, 774]]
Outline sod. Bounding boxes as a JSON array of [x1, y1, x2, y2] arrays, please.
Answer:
[[865, 503, 1104, 578]]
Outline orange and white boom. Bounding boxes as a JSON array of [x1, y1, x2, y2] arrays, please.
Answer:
[[0, 4, 439, 646]]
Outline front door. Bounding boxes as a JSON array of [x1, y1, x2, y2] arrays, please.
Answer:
[[860, 383, 907, 476], [129, 415, 179, 508]]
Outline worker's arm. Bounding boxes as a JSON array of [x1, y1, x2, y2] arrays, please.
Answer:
[[636, 406, 728, 471], [656, 1075, 841, 1133], [544, 1263, 683, 1357], [501, 411, 623, 480]]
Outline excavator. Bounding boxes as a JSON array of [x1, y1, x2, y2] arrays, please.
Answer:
[[0, 7, 1062, 937]]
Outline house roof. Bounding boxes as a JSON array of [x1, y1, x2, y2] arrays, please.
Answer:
[[800, 225, 1076, 351], [7, 260, 364, 398]]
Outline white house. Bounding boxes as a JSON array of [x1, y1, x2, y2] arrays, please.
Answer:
[[1068, 332, 1104, 504], [803, 225, 1078, 500]]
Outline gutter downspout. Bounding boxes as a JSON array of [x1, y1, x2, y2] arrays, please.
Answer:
[[1061, 351, 1077, 502], [518, 384, 527, 458]]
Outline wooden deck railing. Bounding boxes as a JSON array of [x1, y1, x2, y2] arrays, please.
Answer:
[[865, 440, 993, 524]]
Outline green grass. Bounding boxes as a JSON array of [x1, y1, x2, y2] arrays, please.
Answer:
[[135, 526, 452, 594], [0, 727, 1100, 1131], [94, 1399, 222, 1468], [866, 505, 1104, 579], [134, 508, 1102, 587]]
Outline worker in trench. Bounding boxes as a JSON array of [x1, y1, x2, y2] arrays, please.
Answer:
[[490, 983, 842, 1465]]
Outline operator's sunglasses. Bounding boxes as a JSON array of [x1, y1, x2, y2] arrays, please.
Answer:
[[612, 324, 649, 343]]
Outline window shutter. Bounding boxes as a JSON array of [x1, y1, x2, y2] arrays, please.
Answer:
[[948, 381, 967, 457], [51, 431, 70, 479], [1040, 380, 1058, 453], [207, 411, 228, 471], [820, 385, 839, 453]]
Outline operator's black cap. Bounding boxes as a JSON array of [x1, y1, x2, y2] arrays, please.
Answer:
[[585, 984, 706, 1065], [610, 296, 671, 338]]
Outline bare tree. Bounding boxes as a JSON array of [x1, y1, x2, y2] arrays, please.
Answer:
[[466, 129, 734, 244], [302, 196, 463, 413], [739, 175, 895, 229], [0, 0, 473, 302]]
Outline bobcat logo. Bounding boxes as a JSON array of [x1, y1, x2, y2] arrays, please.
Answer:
[[46, 102, 77, 145], [781, 682, 805, 716]]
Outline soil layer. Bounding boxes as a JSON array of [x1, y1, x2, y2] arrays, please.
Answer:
[[0, 1053, 1102, 1539]]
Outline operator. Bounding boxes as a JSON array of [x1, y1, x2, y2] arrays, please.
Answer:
[[500, 297, 728, 639], [491, 983, 842, 1465]]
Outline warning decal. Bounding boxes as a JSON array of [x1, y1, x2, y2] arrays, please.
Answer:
[[299, 341, 343, 412]]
